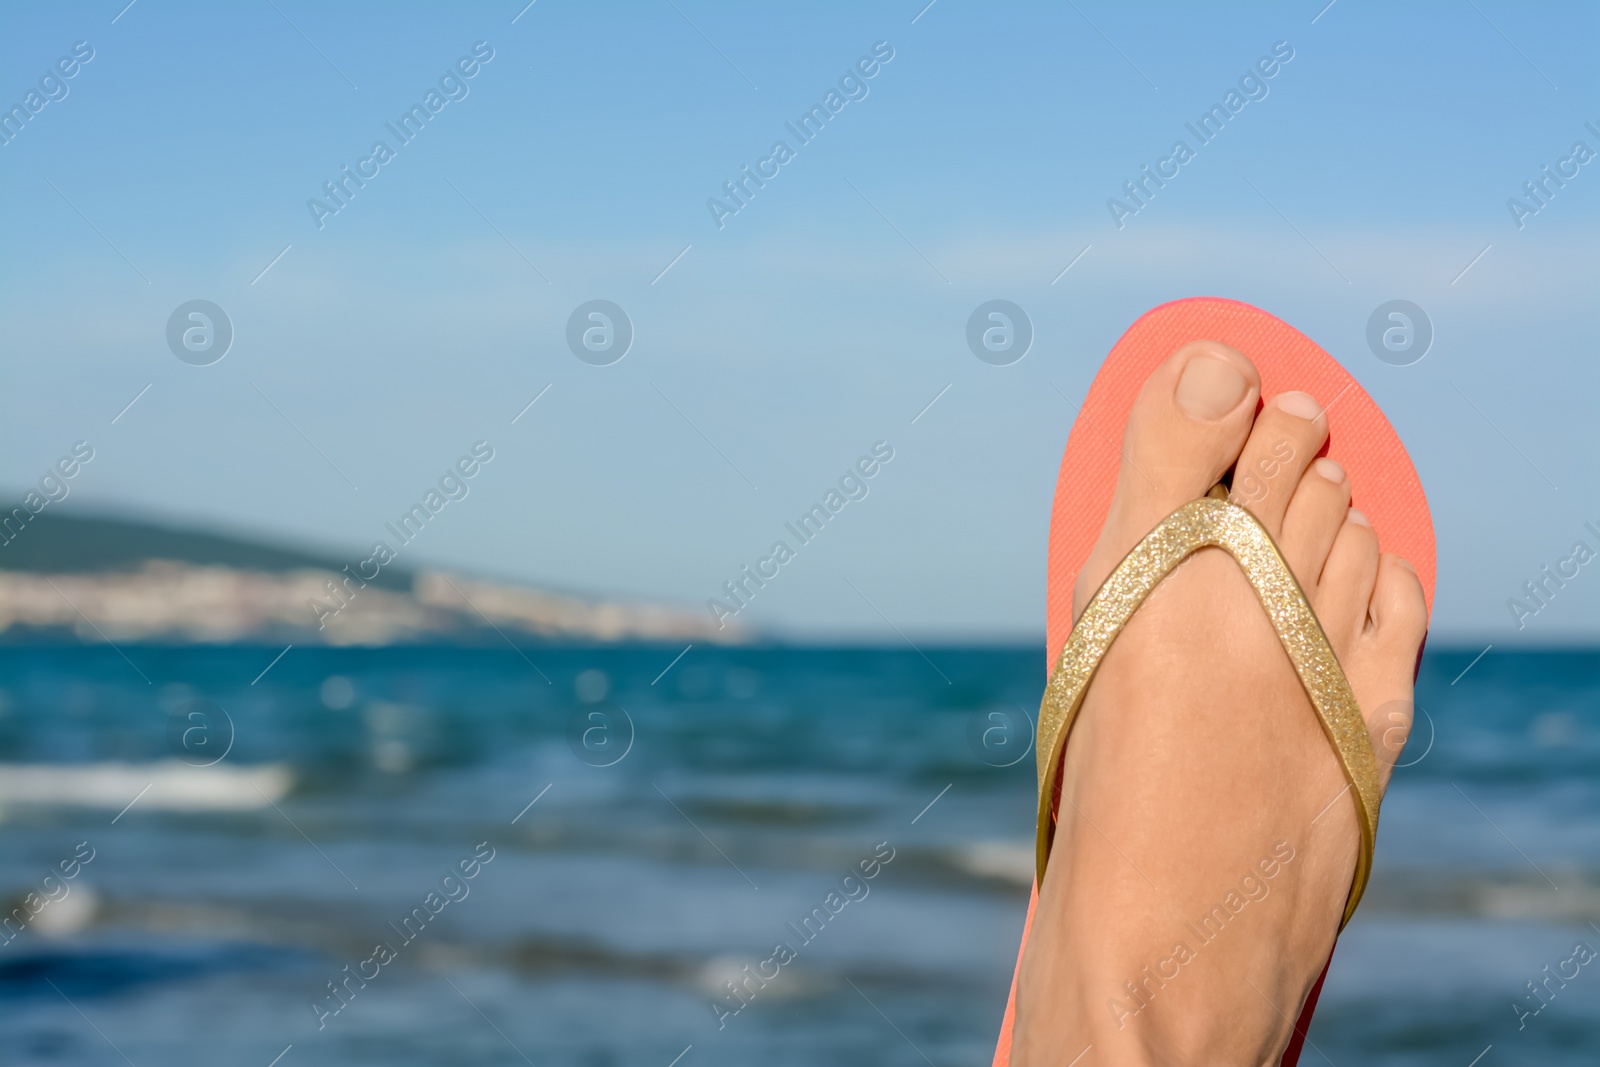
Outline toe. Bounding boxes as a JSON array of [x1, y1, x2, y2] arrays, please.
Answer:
[[1315, 509, 1380, 649], [1076, 340, 1260, 613], [1368, 553, 1429, 647], [1125, 339, 1261, 503], [1358, 554, 1430, 784], [1280, 457, 1351, 587], [1229, 391, 1329, 535]]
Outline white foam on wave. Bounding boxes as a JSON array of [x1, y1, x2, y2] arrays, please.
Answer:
[[948, 841, 1034, 886], [0, 760, 293, 813]]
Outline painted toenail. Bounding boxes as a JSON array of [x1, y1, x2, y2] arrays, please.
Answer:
[[1347, 508, 1371, 526], [1313, 458, 1344, 483], [1175, 356, 1248, 419], [1274, 391, 1323, 420]]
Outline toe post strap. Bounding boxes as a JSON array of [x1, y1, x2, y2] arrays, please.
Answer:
[[1035, 496, 1382, 929]]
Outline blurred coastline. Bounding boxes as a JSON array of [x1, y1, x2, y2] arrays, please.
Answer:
[[0, 511, 743, 645]]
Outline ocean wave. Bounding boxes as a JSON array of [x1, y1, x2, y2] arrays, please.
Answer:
[[1358, 869, 1600, 921], [0, 761, 292, 814]]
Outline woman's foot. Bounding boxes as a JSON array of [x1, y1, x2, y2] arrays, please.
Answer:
[[1012, 341, 1428, 1065]]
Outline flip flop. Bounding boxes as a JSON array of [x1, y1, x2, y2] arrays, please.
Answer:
[[990, 296, 1436, 1067]]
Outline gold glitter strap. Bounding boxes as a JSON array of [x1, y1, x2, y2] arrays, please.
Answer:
[[1035, 496, 1382, 929]]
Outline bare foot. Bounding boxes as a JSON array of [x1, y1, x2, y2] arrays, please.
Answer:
[[1012, 341, 1428, 1065]]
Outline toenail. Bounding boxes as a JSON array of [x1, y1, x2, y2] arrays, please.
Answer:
[[1274, 391, 1324, 420], [1347, 508, 1371, 527], [1175, 356, 1248, 419], [1395, 557, 1416, 573], [1313, 458, 1345, 483]]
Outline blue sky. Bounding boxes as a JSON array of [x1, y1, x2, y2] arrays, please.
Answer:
[[2, 0, 1596, 642]]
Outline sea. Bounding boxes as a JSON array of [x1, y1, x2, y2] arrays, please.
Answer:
[[0, 643, 1594, 1065]]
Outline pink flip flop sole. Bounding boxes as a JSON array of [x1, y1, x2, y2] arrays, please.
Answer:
[[991, 297, 1436, 1067]]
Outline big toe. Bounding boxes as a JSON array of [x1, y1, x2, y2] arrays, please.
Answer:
[[1075, 340, 1260, 614]]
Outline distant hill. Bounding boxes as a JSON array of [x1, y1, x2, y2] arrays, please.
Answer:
[[0, 512, 413, 591], [0, 510, 738, 645]]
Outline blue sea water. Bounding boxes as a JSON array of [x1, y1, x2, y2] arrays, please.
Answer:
[[0, 643, 1594, 1065]]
